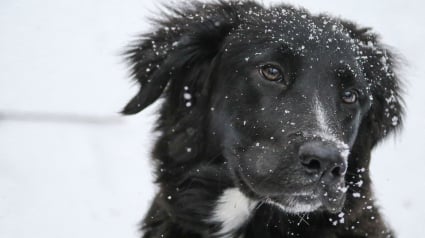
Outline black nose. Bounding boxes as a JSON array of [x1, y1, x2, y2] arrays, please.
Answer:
[[298, 141, 347, 179]]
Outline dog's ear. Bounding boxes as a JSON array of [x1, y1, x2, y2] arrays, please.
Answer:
[[122, 2, 241, 115], [341, 21, 404, 147]]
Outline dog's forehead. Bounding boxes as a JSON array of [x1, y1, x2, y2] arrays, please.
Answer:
[[234, 7, 355, 57]]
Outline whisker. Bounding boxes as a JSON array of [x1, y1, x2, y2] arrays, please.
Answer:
[[296, 213, 310, 226]]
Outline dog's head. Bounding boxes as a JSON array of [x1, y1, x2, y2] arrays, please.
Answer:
[[123, 1, 403, 214]]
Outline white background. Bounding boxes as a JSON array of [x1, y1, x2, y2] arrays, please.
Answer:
[[0, 0, 424, 237]]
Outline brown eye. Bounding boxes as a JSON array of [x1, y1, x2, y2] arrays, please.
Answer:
[[259, 65, 283, 81], [342, 90, 358, 104]]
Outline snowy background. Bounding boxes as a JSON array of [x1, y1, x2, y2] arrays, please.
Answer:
[[0, 0, 424, 237]]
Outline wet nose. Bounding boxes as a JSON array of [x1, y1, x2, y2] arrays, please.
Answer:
[[298, 141, 347, 179]]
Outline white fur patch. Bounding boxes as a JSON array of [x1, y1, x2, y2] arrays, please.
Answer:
[[314, 96, 334, 138], [313, 96, 350, 160], [210, 188, 257, 238]]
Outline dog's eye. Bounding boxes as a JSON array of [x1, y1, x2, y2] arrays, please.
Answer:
[[259, 65, 283, 81], [341, 89, 358, 104]]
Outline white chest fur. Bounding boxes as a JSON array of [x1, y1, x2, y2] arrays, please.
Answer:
[[209, 188, 257, 238]]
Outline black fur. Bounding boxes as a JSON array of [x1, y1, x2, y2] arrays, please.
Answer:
[[122, 1, 403, 237]]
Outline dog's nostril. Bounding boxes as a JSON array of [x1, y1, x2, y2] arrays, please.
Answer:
[[301, 157, 321, 171], [330, 163, 347, 177], [331, 165, 342, 177]]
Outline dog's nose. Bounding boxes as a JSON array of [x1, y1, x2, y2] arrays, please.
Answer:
[[298, 141, 347, 179]]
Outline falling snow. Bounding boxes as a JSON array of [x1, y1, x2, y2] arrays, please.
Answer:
[[353, 193, 361, 198]]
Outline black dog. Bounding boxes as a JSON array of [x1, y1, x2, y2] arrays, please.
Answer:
[[122, 1, 403, 237]]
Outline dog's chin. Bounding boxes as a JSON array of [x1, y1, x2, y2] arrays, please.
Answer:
[[232, 167, 346, 214]]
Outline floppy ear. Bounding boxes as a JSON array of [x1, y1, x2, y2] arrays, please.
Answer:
[[341, 21, 404, 148], [122, 2, 241, 115]]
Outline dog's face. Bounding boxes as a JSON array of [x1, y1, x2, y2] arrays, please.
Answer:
[[123, 2, 402, 215], [209, 17, 373, 213]]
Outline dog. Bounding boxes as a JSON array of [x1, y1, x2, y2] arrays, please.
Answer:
[[122, 1, 403, 237]]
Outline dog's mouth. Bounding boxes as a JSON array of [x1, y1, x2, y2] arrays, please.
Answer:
[[233, 167, 347, 214], [265, 194, 322, 214], [266, 187, 346, 214]]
